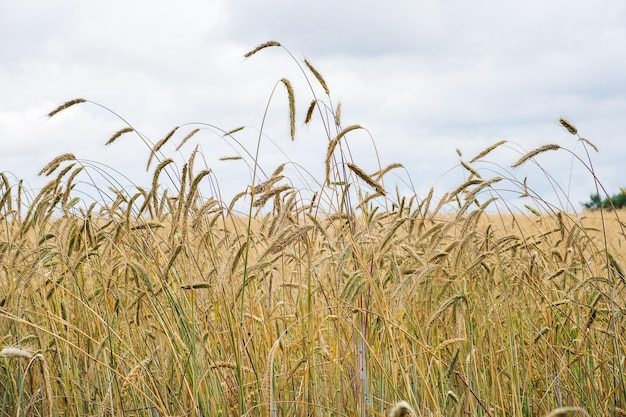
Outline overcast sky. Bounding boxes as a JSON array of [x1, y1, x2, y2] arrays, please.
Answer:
[[2, 1, 625, 213]]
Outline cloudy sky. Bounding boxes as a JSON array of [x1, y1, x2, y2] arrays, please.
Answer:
[[2, 1, 625, 212]]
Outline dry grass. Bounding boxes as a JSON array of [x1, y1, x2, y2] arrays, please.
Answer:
[[1, 43, 625, 417]]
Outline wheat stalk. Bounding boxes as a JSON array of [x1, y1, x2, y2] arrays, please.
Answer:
[[1, 348, 53, 417], [37, 353, 54, 417]]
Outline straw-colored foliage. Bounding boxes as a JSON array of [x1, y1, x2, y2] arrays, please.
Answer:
[[1, 44, 624, 417]]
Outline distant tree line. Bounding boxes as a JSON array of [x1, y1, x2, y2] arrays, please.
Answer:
[[583, 189, 626, 210]]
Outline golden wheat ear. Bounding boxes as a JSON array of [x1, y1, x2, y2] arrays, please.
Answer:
[[543, 407, 589, 417], [390, 401, 415, 417]]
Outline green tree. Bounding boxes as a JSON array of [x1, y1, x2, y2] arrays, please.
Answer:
[[583, 189, 626, 210]]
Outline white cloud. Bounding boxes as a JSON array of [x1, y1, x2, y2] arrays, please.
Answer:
[[1, 0, 625, 210]]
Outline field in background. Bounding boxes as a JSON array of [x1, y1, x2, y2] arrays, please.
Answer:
[[1, 42, 625, 417]]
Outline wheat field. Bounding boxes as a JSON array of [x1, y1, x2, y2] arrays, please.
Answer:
[[1, 42, 624, 417]]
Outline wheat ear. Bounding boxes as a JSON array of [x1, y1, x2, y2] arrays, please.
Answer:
[[38, 153, 76, 176], [121, 357, 152, 400], [325, 124, 363, 184], [390, 401, 415, 417], [346, 163, 385, 195], [372, 162, 404, 180], [221, 126, 244, 137], [304, 99, 316, 124], [470, 140, 507, 163], [106, 127, 134, 146], [244, 41, 281, 58], [511, 144, 561, 168], [0, 346, 34, 359], [544, 407, 589, 417], [281, 78, 296, 140], [48, 98, 86, 117], [176, 128, 201, 150], [147, 126, 179, 171], [334, 101, 342, 126], [579, 137, 598, 152], [559, 117, 578, 135], [304, 59, 330, 95]]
